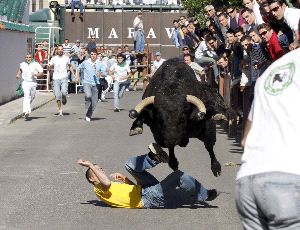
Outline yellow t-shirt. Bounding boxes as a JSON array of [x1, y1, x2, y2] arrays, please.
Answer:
[[94, 182, 143, 208]]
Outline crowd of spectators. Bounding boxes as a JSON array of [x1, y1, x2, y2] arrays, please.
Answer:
[[170, 0, 299, 115]]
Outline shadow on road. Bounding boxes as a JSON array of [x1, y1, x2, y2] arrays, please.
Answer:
[[81, 200, 110, 207], [77, 118, 106, 121], [80, 200, 218, 209], [25, 116, 46, 121]]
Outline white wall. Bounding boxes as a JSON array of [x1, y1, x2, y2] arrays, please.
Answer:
[[0, 30, 34, 104]]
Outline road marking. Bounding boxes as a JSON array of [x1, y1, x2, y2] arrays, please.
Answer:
[[59, 171, 78, 175]]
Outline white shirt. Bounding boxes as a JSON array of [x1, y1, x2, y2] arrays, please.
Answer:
[[133, 16, 143, 31], [253, 0, 264, 25], [20, 61, 43, 83], [49, 55, 70, 80], [284, 7, 300, 32], [195, 41, 208, 59], [152, 58, 165, 72], [71, 44, 81, 55], [236, 49, 300, 179], [110, 62, 131, 82]]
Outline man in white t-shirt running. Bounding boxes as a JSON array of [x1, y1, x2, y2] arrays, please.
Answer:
[[109, 54, 131, 112], [235, 22, 300, 229], [48, 45, 74, 116], [16, 54, 44, 120]]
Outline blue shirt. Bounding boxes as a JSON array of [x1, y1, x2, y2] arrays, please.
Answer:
[[79, 59, 106, 85]]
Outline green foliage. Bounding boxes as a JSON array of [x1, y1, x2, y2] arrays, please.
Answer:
[[182, 0, 243, 28]]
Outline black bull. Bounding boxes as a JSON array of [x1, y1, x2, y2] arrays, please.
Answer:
[[129, 58, 228, 177]]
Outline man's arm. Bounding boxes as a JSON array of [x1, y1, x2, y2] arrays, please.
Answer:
[[241, 119, 252, 147], [77, 159, 111, 191], [68, 64, 76, 79], [110, 173, 135, 185], [16, 69, 22, 79]]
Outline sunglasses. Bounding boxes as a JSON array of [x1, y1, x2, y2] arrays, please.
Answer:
[[259, 30, 268, 36], [209, 42, 215, 46], [227, 9, 234, 14], [205, 9, 212, 13], [270, 6, 280, 12]]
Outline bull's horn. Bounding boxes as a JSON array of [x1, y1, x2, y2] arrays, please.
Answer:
[[186, 95, 206, 120], [129, 96, 155, 119]]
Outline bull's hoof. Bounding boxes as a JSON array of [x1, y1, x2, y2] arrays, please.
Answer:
[[211, 160, 222, 177], [129, 127, 143, 136], [168, 159, 179, 171]]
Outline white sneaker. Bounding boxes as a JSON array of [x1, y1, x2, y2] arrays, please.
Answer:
[[101, 94, 106, 100], [125, 88, 129, 92], [85, 117, 91, 122], [24, 112, 30, 120], [58, 110, 63, 116], [148, 143, 169, 163]]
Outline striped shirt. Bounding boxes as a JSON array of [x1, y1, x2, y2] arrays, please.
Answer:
[[249, 43, 270, 65], [62, 44, 72, 54], [247, 43, 271, 79]]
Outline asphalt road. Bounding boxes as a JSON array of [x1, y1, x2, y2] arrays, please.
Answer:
[[0, 91, 243, 230]]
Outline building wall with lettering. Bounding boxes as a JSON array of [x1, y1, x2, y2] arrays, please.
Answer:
[[64, 11, 185, 58]]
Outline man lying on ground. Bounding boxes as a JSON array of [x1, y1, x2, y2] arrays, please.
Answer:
[[78, 143, 219, 208]]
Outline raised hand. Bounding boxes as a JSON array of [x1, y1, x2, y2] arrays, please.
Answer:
[[77, 159, 93, 167]]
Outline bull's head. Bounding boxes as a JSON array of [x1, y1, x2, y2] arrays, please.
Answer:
[[129, 95, 206, 148]]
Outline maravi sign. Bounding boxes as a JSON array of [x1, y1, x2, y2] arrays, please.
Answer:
[[64, 11, 185, 57], [86, 27, 175, 41]]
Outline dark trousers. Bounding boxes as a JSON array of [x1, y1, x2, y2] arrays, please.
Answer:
[[96, 78, 108, 99]]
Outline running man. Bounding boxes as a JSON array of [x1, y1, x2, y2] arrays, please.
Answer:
[[48, 45, 74, 116], [16, 54, 44, 120]]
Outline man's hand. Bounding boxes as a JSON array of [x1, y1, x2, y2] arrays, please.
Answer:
[[110, 172, 135, 185], [77, 159, 93, 167], [110, 173, 126, 182]]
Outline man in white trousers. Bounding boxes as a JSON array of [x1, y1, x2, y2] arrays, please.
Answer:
[[16, 54, 44, 120]]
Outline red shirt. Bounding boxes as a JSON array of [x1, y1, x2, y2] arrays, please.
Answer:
[[268, 32, 285, 61]]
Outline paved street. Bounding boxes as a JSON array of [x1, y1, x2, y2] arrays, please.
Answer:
[[0, 91, 243, 230]]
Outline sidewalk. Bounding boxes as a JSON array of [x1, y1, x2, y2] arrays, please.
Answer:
[[0, 92, 54, 127]]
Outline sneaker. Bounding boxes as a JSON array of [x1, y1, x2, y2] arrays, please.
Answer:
[[148, 143, 169, 163], [62, 94, 67, 105], [58, 110, 63, 116], [101, 94, 106, 101], [125, 88, 129, 92], [206, 189, 220, 201], [24, 112, 30, 120], [79, 16, 83, 22], [72, 16, 75, 22], [85, 116, 91, 122], [114, 108, 120, 112]]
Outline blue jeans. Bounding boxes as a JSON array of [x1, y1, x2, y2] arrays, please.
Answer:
[[195, 56, 219, 80], [125, 154, 209, 208], [71, 1, 83, 14], [113, 80, 129, 109], [83, 83, 98, 118], [235, 172, 300, 229], [135, 30, 145, 52], [53, 77, 68, 101]]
